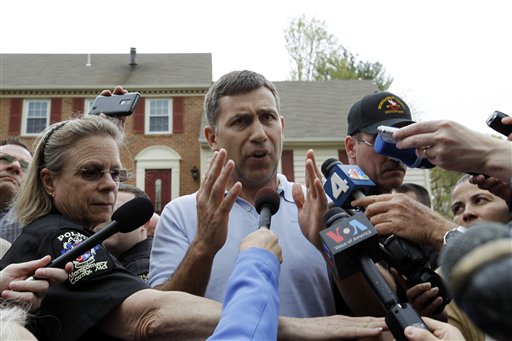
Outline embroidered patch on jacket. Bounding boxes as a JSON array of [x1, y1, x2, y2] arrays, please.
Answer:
[[54, 230, 113, 286]]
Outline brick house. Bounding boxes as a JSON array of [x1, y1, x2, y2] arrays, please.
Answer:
[[0, 50, 430, 213]]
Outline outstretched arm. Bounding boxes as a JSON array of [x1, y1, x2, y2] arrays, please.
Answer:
[[394, 120, 512, 183], [208, 229, 282, 340], [101, 288, 388, 341]]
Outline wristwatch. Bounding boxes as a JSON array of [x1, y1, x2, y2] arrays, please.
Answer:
[[443, 226, 467, 246]]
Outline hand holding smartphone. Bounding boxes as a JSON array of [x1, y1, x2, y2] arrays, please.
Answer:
[[88, 92, 140, 116], [486, 111, 512, 136], [377, 125, 400, 143]]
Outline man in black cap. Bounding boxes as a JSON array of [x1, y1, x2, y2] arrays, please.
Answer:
[[337, 92, 458, 316], [345, 91, 458, 252], [345, 91, 413, 194]]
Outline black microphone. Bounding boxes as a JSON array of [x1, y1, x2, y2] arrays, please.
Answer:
[[320, 207, 427, 340], [48, 196, 154, 269], [255, 188, 280, 229], [321, 158, 452, 313], [440, 222, 512, 341]]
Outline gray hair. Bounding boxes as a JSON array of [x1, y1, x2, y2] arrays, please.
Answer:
[[14, 115, 123, 225], [0, 302, 31, 340], [118, 183, 149, 200], [203, 70, 280, 129]]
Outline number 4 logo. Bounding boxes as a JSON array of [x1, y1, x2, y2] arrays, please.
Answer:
[[330, 173, 350, 199]]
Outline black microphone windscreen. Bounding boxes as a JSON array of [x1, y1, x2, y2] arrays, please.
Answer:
[[440, 222, 512, 283], [321, 158, 340, 178], [255, 188, 280, 215], [439, 222, 512, 341], [111, 196, 154, 232], [323, 207, 351, 227]]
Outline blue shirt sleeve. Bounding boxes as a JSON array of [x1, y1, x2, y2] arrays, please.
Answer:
[[207, 247, 281, 341]]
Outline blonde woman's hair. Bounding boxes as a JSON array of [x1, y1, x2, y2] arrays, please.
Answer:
[[14, 115, 123, 225]]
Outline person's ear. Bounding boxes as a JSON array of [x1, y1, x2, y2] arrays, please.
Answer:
[[204, 126, 219, 151], [40, 168, 56, 196], [345, 135, 357, 161]]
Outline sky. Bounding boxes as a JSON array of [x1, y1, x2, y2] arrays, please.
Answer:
[[1, 0, 510, 136]]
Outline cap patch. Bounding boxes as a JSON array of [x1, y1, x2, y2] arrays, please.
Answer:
[[378, 96, 407, 115]]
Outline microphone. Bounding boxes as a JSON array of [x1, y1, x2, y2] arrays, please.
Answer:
[[374, 134, 434, 169], [321, 158, 375, 209], [320, 206, 427, 340], [440, 222, 512, 341], [255, 188, 280, 229], [48, 196, 154, 269], [321, 157, 451, 313]]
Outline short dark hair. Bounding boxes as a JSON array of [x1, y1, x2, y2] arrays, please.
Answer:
[[395, 183, 432, 208], [203, 70, 280, 129], [118, 183, 149, 200], [0, 138, 32, 155]]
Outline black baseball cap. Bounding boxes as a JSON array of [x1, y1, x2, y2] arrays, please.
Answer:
[[347, 91, 413, 135]]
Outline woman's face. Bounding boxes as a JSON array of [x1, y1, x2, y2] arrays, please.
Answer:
[[44, 135, 121, 229], [451, 180, 510, 227]]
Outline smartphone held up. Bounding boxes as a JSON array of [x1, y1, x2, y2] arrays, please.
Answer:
[[486, 111, 512, 137], [88, 92, 141, 116]]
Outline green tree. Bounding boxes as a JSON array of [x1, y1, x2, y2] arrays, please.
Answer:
[[284, 15, 393, 90], [430, 167, 464, 218]]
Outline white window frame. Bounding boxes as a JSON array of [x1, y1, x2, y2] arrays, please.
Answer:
[[145, 98, 173, 135], [84, 98, 95, 115], [21, 99, 51, 136]]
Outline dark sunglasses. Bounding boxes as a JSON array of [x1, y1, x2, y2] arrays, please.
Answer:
[[0, 153, 30, 171], [75, 167, 129, 183]]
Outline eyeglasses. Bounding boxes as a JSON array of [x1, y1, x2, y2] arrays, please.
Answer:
[[74, 167, 129, 183], [353, 135, 376, 148], [0, 153, 30, 172]]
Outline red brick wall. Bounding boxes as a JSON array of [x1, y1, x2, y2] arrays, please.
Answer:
[[0, 95, 204, 195], [121, 95, 203, 195]]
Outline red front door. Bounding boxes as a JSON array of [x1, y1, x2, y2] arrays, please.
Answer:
[[144, 169, 172, 215]]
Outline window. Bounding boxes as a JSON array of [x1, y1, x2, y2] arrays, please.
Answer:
[[84, 98, 95, 115], [146, 99, 173, 134], [22, 100, 50, 135]]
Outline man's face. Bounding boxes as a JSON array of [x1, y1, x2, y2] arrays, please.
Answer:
[[205, 86, 284, 190], [345, 131, 406, 193], [0, 144, 32, 206]]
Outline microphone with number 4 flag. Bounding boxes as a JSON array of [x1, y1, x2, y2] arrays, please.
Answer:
[[321, 158, 375, 209]]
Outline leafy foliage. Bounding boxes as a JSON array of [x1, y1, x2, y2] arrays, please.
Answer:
[[284, 15, 393, 90], [429, 167, 464, 218]]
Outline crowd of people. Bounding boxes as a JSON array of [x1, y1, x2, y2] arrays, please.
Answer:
[[0, 69, 510, 340]]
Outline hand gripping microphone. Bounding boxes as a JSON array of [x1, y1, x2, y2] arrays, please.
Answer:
[[321, 158, 451, 313], [374, 134, 435, 169], [440, 222, 512, 341], [47, 196, 154, 269], [321, 158, 375, 209], [255, 188, 280, 229], [320, 207, 428, 340]]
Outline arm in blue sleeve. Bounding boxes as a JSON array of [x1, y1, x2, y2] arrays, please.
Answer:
[[207, 247, 280, 341]]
